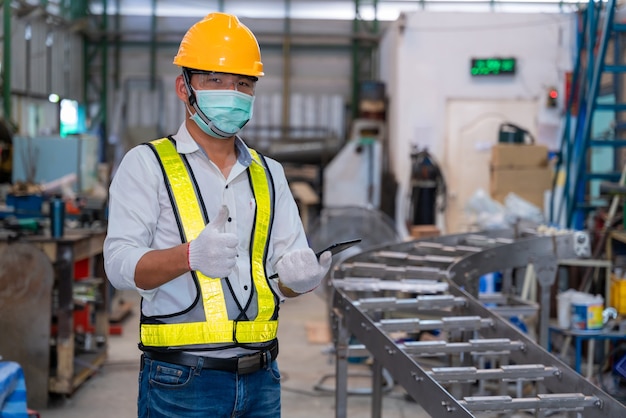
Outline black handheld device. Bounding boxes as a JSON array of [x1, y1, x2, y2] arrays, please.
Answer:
[[268, 239, 362, 280], [315, 238, 362, 258]]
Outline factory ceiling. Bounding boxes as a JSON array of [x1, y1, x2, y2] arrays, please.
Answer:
[[88, 0, 583, 20]]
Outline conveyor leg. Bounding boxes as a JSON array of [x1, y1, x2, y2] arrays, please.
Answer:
[[371, 359, 383, 418], [587, 340, 595, 380], [535, 258, 558, 349], [334, 311, 349, 418]]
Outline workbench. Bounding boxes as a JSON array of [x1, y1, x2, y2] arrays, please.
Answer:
[[548, 324, 626, 379], [0, 229, 108, 407]]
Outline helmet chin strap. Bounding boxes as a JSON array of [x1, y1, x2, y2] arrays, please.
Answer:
[[182, 69, 235, 140]]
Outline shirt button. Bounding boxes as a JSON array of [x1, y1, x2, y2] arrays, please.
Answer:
[[244, 285, 248, 290], [225, 185, 229, 189], [228, 217, 232, 222]]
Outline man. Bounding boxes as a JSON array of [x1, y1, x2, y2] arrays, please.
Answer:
[[104, 12, 331, 418]]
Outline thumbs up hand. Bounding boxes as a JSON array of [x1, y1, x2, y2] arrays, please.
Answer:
[[188, 206, 238, 278]]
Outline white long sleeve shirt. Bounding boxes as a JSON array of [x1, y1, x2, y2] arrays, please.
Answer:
[[104, 123, 308, 353]]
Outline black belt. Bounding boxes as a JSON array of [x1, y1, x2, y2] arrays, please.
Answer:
[[143, 343, 278, 375]]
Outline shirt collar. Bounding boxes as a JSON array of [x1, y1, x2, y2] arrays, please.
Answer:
[[172, 122, 255, 167]]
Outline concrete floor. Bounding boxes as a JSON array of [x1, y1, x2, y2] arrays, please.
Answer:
[[37, 289, 428, 418]]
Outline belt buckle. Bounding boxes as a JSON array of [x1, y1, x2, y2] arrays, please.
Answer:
[[237, 353, 261, 374]]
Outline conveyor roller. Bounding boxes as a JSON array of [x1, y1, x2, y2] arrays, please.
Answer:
[[330, 228, 624, 417]]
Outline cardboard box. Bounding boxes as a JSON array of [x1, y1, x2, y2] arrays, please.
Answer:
[[490, 167, 552, 195], [491, 143, 549, 169], [410, 225, 441, 239], [492, 191, 545, 208]]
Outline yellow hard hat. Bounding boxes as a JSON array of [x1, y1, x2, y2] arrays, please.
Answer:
[[173, 12, 264, 77]]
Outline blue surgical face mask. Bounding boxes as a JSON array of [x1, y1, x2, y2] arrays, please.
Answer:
[[188, 88, 255, 139]]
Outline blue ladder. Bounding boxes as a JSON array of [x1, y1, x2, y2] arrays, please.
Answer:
[[553, 0, 626, 228]]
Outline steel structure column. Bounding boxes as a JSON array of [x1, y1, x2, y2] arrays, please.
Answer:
[[100, 0, 108, 142], [2, 0, 12, 121], [113, 0, 121, 90], [149, 0, 157, 90], [351, 0, 379, 119], [83, 0, 108, 141], [281, 0, 292, 140]]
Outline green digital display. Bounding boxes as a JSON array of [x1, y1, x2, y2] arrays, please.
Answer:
[[470, 57, 516, 76]]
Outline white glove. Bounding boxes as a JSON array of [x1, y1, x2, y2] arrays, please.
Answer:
[[276, 248, 332, 294], [188, 206, 238, 278]]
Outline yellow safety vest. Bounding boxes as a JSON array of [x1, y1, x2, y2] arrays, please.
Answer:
[[140, 137, 278, 348]]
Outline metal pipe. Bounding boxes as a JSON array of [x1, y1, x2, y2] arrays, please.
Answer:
[[113, 0, 121, 90], [3, 0, 11, 121], [77, 29, 380, 43], [110, 40, 353, 52], [25, 24, 31, 96], [150, 0, 157, 91], [101, 0, 109, 141], [351, 0, 360, 120], [371, 359, 383, 418], [281, 0, 291, 139]]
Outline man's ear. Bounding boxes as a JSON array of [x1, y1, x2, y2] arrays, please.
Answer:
[[175, 75, 189, 102]]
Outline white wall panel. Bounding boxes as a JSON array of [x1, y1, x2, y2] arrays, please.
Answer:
[[29, 21, 46, 95], [11, 19, 28, 93], [10, 18, 82, 100], [380, 11, 575, 235], [64, 32, 84, 101], [6, 15, 84, 137]]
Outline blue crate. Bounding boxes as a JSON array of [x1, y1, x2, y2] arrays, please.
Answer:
[[615, 353, 626, 379], [5, 194, 43, 218]]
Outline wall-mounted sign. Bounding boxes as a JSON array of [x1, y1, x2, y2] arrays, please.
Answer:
[[470, 57, 516, 76]]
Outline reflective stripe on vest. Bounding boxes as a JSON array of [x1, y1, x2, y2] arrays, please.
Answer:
[[140, 138, 278, 346]]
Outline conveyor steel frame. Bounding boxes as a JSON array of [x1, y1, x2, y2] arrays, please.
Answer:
[[330, 229, 625, 418]]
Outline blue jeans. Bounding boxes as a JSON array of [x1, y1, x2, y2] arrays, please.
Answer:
[[138, 356, 281, 417]]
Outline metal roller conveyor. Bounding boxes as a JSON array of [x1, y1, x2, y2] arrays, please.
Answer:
[[334, 278, 448, 293], [428, 364, 560, 383], [354, 295, 467, 311], [330, 228, 626, 418], [460, 394, 601, 412], [401, 339, 526, 357]]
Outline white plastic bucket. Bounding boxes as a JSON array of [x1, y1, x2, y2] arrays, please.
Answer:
[[556, 290, 575, 329], [570, 293, 604, 331]]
